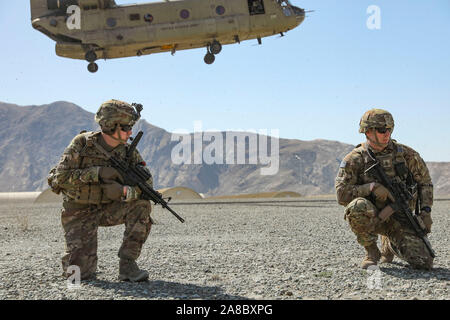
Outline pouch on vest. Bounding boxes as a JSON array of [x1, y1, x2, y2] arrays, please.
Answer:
[[70, 184, 108, 205]]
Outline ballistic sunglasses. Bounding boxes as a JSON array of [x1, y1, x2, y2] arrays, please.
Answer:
[[119, 124, 133, 132], [375, 127, 392, 134]]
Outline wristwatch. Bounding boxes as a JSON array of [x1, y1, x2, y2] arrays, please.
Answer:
[[421, 206, 431, 214]]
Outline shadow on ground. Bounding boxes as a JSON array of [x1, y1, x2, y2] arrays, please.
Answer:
[[380, 264, 450, 281], [84, 279, 250, 300]]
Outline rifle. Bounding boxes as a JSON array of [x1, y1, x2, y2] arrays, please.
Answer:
[[94, 130, 185, 223], [364, 149, 435, 258]]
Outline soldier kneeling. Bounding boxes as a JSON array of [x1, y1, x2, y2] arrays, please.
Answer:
[[48, 100, 153, 282], [335, 109, 434, 270]]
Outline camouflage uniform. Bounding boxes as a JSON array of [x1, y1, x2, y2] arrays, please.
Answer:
[[335, 109, 434, 270], [49, 100, 153, 280]]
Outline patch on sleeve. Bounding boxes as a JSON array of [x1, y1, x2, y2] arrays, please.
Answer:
[[340, 160, 347, 168]]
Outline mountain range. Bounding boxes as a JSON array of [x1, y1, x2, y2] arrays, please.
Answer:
[[0, 101, 448, 196]]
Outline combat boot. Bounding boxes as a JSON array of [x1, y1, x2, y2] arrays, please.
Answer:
[[119, 259, 149, 282], [380, 235, 394, 264], [361, 243, 381, 269]]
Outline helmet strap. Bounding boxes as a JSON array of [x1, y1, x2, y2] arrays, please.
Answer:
[[366, 130, 388, 150]]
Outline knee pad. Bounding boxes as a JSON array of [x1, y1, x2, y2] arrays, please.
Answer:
[[345, 197, 377, 219], [396, 233, 434, 270], [344, 197, 379, 232]]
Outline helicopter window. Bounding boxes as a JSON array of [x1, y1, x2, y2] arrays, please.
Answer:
[[81, 5, 98, 10], [129, 14, 140, 21], [248, 0, 265, 15], [216, 5, 226, 15], [144, 14, 153, 23], [106, 17, 117, 27], [180, 9, 190, 19], [282, 7, 292, 16], [104, 0, 117, 8], [277, 0, 292, 6]]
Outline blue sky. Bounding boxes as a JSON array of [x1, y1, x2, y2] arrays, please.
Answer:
[[0, 0, 449, 161]]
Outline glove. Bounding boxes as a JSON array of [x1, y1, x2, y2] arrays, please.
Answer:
[[101, 181, 124, 201], [99, 167, 124, 184], [371, 182, 395, 203], [419, 211, 432, 234], [357, 183, 373, 197], [124, 185, 142, 202]]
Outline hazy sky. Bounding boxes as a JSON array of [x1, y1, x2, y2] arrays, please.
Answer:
[[1, 0, 449, 161]]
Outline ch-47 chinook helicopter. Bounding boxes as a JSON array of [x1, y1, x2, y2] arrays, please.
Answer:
[[30, 0, 306, 72]]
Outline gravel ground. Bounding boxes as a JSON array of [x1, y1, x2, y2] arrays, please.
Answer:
[[0, 197, 448, 300]]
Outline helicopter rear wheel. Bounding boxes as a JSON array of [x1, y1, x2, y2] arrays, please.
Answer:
[[87, 62, 99, 73], [210, 40, 222, 55], [85, 50, 97, 63], [204, 52, 215, 64]]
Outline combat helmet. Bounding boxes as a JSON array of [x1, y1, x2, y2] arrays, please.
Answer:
[[359, 109, 394, 134], [95, 99, 142, 134]]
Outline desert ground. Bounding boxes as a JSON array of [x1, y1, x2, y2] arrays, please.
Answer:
[[0, 194, 448, 300]]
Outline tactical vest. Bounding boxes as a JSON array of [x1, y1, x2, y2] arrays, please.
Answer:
[[356, 140, 418, 215], [356, 141, 407, 181], [49, 131, 132, 206]]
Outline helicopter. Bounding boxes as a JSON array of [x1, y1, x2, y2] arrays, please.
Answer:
[[30, 0, 306, 72]]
